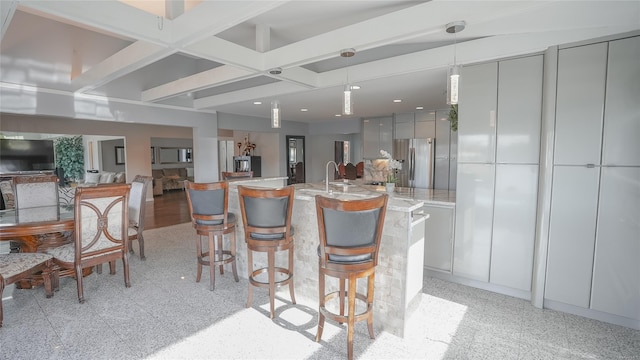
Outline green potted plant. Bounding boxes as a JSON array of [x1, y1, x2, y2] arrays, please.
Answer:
[[448, 104, 458, 132], [54, 136, 84, 183]]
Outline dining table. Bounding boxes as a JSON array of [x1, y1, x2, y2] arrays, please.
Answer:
[[0, 204, 91, 288]]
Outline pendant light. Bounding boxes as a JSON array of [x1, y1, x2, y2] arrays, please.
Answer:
[[341, 48, 355, 116], [446, 21, 465, 105], [271, 100, 281, 128]]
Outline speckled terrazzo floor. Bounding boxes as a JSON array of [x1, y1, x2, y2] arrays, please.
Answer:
[[1, 223, 638, 359]]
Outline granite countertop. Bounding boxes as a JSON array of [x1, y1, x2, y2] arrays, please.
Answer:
[[293, 182, 424, 213]]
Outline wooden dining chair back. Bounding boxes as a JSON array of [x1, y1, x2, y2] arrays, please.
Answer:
[[314, 193, 388, 360], [337, 163, 346, 179], [128, 175, 152, 260], [12, 174, 59, 209], [47, 184, 131, 303], [356, 161, 364, 178], [237, 185, 296, 318], [221, 171, 253, 180], [185, 180, 239, 291], [344, 163, 357, 180], [0, 253, 54, 327]]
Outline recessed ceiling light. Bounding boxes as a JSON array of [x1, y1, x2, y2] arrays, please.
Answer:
[[253, 101, 262, 105], [416, 106, 424, 110], [351, 85, 361, 90], [335, 114, 342, 117], [393, 99, 402, 103], [300, 108, 308, 112]]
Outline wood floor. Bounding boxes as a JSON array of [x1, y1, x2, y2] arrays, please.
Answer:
[[144, 189, 191, 230]]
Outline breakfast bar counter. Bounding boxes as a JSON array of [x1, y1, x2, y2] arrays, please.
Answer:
[[226, 177, 427, 337]]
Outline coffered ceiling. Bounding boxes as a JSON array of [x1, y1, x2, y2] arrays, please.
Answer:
[[1, 1, 638, 123]]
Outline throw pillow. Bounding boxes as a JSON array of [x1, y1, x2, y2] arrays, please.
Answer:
[[0, 180, 15, 209], [99, 172, 115, 183], [85, 172, 101, 184], [114, 172, 126, 183]]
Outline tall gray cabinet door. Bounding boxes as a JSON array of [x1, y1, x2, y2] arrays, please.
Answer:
[[554, 43, 607, 165], [490, 164, 538, 291], [496, 55, 543, 164], [434, 110, 451, 190], [603, 36, 640, 166], [362, 119, 380, 158], [458, 62, 497, 164], [394, 113, 415, 139], [545, 166, 600, 308], [591, 167, 640, 320], [453, 163, 495, 282]]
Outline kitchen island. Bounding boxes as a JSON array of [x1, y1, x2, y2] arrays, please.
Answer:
[[226, 177, 426, 337]]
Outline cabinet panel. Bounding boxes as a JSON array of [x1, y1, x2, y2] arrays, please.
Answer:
[[545, 166, 599, 308], [415, 111, 436, 139], [379, 117, 393, 155], [603, 36, 640, 166], [434, 111, 451, 190], [363, 118, 381, 158], [497, 56, 543, 164], [555, 43, 607, 165], [394, 113, 414, 139], [591, 167, 640, 320], [490, 164, 538, 291], [453, 163, 495, 281], [424, 205, 455, 272], [458, 62, 497, 164]]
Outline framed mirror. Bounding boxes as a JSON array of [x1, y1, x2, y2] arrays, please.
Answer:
[[115, 146, 125, 165], [159, 147, 192, 164]]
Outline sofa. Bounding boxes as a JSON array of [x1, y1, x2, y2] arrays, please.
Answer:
[[80, 171, 126, 186], [152, 168, 193, 195]]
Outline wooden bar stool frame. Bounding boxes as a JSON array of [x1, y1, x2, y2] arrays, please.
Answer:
[[185, 180, 239, 291], [237, 185, 296, 319], [314, 194, 388, 360]]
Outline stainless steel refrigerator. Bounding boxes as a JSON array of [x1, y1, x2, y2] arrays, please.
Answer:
[[392, 138, 435, 189]]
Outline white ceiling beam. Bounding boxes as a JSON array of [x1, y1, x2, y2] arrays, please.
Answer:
[[194, 81, 306, 109], [183, 36, 264, 71], [165, 0, 184, 20], [72, 41, 173, 93], [142, 65, 256, 102], [169, 1, 289, 47], [263, 0, 544, 70], [271, 67, 319, 89], [17, 0, 169, 45], [0, 0, 18, 41], [256, 23, 270, 53]]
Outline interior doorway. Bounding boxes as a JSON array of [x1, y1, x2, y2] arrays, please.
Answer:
[[286, 135, 305, 184]]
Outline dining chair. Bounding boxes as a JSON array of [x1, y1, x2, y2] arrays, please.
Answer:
[[12, 174, 59, 209], [356, 162, 364, 178], [128, 175, 152, 260], [47, 184, 131, 303], [344, 163, 357, 180], [185, 180, 239, 291], [0, 253, 54, 327], [314, 193, 388, 360], [221, 171, 253, 180], [237, 185, 296, 318], [337, 163, 346, 180]]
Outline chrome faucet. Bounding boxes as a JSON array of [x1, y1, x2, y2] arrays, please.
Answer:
[[325, 161, 339, 193]]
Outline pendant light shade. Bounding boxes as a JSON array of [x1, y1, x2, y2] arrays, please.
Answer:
[[271, 100, 281, 128], [340, 48, 356, 116], [343, 84, 353, 116], [446, 21, 465, 105]]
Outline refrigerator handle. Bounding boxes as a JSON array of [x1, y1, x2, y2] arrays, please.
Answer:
[[409, 147, 416, 181]]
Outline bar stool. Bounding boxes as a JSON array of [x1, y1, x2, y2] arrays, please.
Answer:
[[185, 180, 239, 291], [237, 185, 295, 318], [314, 194, 388, 360]]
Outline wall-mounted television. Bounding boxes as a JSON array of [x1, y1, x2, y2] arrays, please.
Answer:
[[0, 139, 56, 173]]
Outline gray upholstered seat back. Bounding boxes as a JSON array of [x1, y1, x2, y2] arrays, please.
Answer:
[[188, 188, 225, 225], [323, 208, 380, 248], [128, 181, 144, 224], [243, 196, 289, 228]]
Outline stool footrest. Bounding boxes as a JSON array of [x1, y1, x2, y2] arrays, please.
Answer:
[[248, 267, 293, 288], [197, 250, 235, 267]]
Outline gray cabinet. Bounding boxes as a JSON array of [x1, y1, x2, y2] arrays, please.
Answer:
[[362, 117, 392, 158], [423, 204, 455, 273], [454, 55, 542, 289], [546, 37, 640, 321], [394, 112, 435, 140], [434, 110, 457, 190]]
